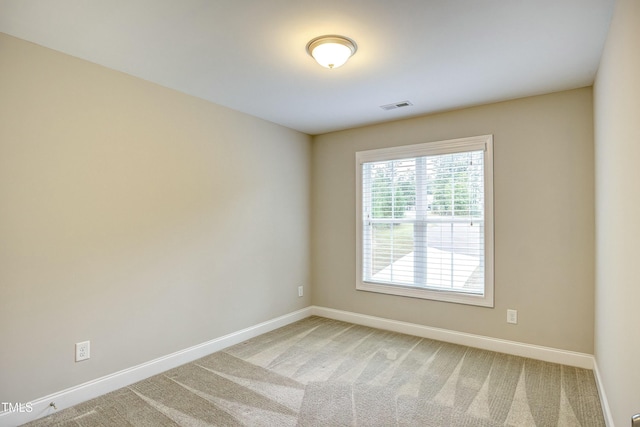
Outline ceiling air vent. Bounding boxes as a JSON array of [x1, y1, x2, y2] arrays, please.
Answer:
[[380, 100, 413, 111]]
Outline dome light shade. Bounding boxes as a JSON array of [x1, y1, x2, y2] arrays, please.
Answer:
[[306, 35, 357, 69]]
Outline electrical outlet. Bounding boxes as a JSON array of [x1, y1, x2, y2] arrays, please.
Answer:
[[298, 286, 303, 297], [507, 309, 518, 324], [76, 341, 90, 362]]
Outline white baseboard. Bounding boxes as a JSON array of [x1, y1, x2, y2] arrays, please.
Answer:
[[593, 360, 615, 427], [311, 306, 595, 369], [0, 307, 312, 427]]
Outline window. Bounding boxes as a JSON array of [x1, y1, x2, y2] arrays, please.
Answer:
[[356, 135, 494, 307]]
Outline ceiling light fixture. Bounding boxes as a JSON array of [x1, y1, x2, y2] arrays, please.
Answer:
[[306, 35, 357, 69]]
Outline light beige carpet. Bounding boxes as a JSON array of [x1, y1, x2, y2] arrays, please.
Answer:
[[25, 316, 604, 426]]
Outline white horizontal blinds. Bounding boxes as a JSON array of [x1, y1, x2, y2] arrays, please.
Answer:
[[362, 149, 485, 295], [363, 158, 416, 286]]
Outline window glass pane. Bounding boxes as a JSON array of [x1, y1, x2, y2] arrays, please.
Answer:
[[369, 223, 415, 284], [422, 222, 484, 293], [362, 149, 485, 295], [367, 158, 415, 220], [426, 151, 484, 219]]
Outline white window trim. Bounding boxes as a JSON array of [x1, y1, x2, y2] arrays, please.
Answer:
[[355, 135, 494, 307]]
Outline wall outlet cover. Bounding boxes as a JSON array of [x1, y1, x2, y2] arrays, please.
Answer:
[[76, 341, 90, 362]]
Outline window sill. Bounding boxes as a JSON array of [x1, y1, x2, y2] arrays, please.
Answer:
[[356, 280, 494, 307]]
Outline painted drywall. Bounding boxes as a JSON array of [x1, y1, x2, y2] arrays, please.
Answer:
[[0, 33, 311, 404], [593, 0, 640, 424], [312, 88, 595, 354]]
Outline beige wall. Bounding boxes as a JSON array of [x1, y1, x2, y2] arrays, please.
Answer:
[[0, 33, 311, 403], [594, 0, 640, 425], [312, 88, 595, 353]]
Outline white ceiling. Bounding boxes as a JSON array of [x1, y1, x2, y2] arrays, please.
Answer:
[[0, 0, 614, 135]]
